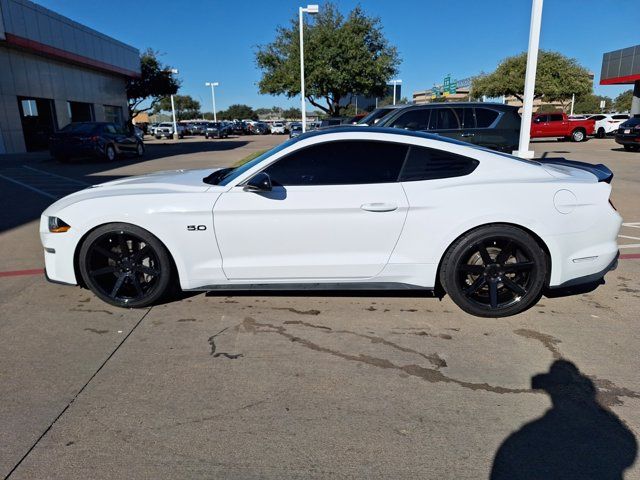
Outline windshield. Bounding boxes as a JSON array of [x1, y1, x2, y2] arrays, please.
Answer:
[[206, 138, 298, 186], [60, 123, 97, 134], [621, 117, 640, 127]]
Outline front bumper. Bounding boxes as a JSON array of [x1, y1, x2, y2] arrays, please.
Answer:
[[40, 215, 80, 285]]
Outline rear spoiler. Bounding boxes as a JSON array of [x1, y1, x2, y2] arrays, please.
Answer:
[[537, 158, 613, 183]]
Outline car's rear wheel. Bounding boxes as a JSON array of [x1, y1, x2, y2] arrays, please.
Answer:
[[136, 142, 145, 157], [79, 223, 173, 308], [596, 127, 606, 138], [571, 128, 586, 142], [440, 225, 547, 317]]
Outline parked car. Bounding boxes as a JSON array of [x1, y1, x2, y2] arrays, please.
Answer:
[[614, 116, 640, 151], [41, 126, 621, 317], [377, 103, 521, 152], [270, 122, 286, 134], [204, 122, 229, 139], [319, 118, 348, 128], [155, 122, 185, 139], [188, 122, 208, 135], [587, 114, 630, 138], [530, 112, 595, 142], [357, 105, 406, 126], [49, 122, 144, 162], [289, 123, 303, 138]]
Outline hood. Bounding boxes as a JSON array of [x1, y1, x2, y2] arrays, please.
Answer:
[[43, 168, 219, 215]]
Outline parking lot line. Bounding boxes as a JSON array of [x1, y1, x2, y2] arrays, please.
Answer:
[[22, 165, 90, 186], [0, 173, 58, 199], [0, 166, 88, 199]]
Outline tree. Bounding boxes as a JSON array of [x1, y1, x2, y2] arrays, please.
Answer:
[[573, 94, 612, 114], [613, 89, 634, 112], [256, 3, 400, 117], [126, 49, 179, 122], [217, 104, 257, 120], [153, 95, 200, 121], [471, 51, 592, 108], [282, 107, 301, 119]]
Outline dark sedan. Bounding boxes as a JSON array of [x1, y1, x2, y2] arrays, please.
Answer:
[[50, 122, 144, 162], [204, 122, 230, 139], [615, 116, 640, 151]]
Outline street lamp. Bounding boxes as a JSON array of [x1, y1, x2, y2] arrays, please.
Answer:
[[205, 82, 219, 122], [169, 68, 179, 140], [513, 0, 543, 159], [299, 4, 319, 133], [391, 79, 402, 105]]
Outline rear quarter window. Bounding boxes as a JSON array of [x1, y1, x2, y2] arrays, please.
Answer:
[[475, 108, 500, 128], [400, 146, 479, 181]]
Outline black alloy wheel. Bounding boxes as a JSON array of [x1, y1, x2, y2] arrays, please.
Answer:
[[79, 223, 173, 308], [440, 225, 547, 317]]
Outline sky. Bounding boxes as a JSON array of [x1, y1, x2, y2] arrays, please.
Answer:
[[36, 0, 639, 112]]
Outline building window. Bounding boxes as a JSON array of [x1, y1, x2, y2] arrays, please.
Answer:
[[21, 99, 39, 117], [104, 105, 123, 125], [67, 101, 95, 123]]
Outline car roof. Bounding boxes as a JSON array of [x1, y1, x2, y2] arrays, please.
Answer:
[[405, 102, 518, 111]]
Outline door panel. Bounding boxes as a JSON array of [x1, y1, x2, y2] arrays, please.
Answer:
[[213, 184, 409, 280]]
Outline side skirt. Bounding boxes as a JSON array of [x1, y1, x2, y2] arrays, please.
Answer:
[[185, 282, 434, 293]]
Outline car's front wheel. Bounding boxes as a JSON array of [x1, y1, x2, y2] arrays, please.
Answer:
[[440, 225, 548, 317], [79, 223, 174, 308], [596, 127, 606, 138], [105, 144, 117, 161], [136, 142, 145, 157]]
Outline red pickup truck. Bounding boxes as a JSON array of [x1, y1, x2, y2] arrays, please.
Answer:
[[530, 112, 595, 142]]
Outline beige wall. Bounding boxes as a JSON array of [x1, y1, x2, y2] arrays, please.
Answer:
[[0, 46, 129, 154]]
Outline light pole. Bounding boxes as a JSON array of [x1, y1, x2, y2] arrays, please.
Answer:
[[391, 79, 402, 105], [513, 0, 543, 159], [205, 82, 219, 122], [169, 68, 179, 140], [299, 4, 319, 133]]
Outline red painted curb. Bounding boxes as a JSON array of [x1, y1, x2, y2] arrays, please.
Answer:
[[0, 268, 44, 278], [620, 253, 640, 260]]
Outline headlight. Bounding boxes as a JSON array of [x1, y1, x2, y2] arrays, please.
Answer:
[[48, 216, 71, 233]]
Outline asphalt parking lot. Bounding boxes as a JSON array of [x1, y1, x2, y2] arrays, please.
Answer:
[[1, 135, 639, 479]]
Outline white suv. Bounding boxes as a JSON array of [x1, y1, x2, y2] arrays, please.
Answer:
[[588, 113, 630, 138], [270, 122, 286, 134]]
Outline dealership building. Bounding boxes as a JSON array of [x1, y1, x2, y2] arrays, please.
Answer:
[[0, 0, 139, 154], [601, 44, 640, 115]]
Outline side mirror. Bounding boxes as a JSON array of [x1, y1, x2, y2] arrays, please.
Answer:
[[243, 172, 272, 192]]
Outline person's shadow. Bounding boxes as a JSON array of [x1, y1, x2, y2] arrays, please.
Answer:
[[491, 360, 637, 479]]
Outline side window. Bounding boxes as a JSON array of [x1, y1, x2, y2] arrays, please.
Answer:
[[591, 115, 606, 121], [104, 124, 117, 134], [262, 140, 408, 186], [534, 115, 548, 123], [399, 146, 479, 182], [451, 108, 474, 128], [475, 108, 499, 128], [429, 108, 460, 130], [549, 114, 564, 122], [389, 109, 429, 131], [612, 114, 629, 120]]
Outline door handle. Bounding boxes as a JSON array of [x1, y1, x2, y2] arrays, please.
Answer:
[[361, 203, 397, 212], [460, 133, 475, 138]]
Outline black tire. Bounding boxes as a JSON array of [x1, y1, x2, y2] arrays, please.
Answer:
[[78, 223, 174, 308], [596, 127, 606, 139], [205, 133, 209, 139], [571, 128, 586, 142], [155, 135, 161, 140], [439, 225, 548, 317], [623, 144, 639, 152], [105, 144, 117, 161], [136, 142, 145, 157]]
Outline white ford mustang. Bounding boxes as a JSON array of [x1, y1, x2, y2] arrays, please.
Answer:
[[40, 127, 621, 317]]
